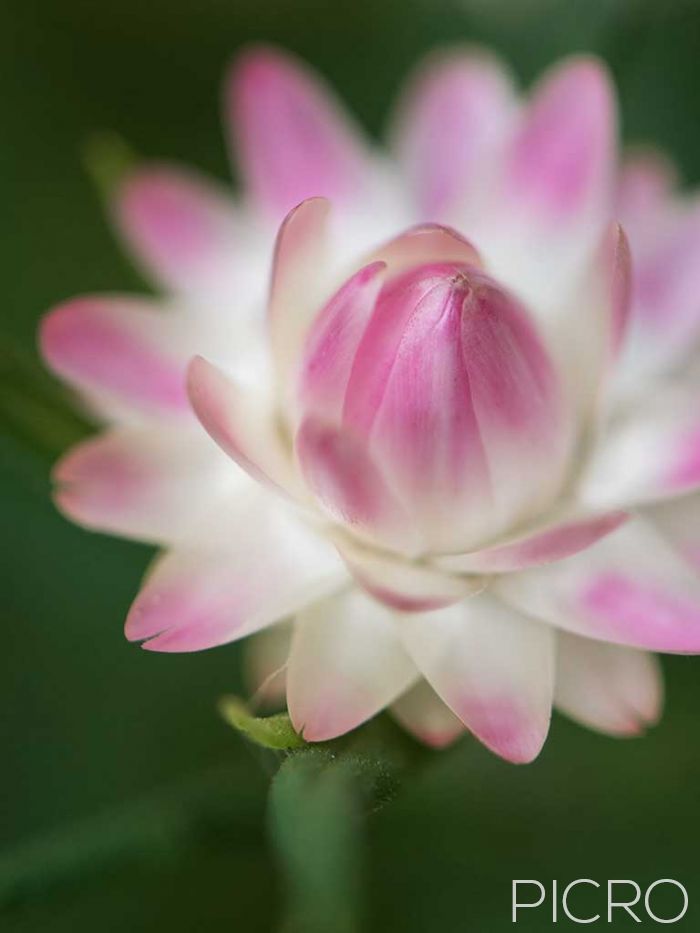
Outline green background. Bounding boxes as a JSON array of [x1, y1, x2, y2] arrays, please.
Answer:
[[2, 0, 699, 929]]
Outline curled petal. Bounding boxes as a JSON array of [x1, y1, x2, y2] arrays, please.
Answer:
[[287, 588, 417, 741], [115, 164, 239, 300], [245, 623, 292, 706], [40, 296, 191, 418], [555, 632, 663, 736], [126, 493, 347, 652], [226, 46, 368, 219], [187, 356, 303, 500], [391, 47, 516, 219], [434, 510, 628, 574], [498, 519, 700, 653], [267, 197, 331, 406], [400, 596, 555, 763]]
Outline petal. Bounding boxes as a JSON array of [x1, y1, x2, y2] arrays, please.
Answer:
[[434, 510, 628, 574], [126, 492, 348, 652], [391, 47, 516, 219], [498, 518, 700, 653], [547, 222, 631, 419], [187, 356, 303, 500], [616, 151, 678, 239], [648, 493, 700, 571], [333, 532, 483, 611], [365, 223, 482, 276], [505, 56, 615, 224], [115, 164, 239, 300], [295, 416, 419, 553], [40, 296, 191, 418], [244, 623, 292, 706], [53, 424, 241, 545], [226, 46, 368, 220], [287, 588, 417, 741], [581, 382, 700, 508], [267, 197, 331, 407], [298, 261, 386, 425], [554, 632, 663, 736], [391, 680, 465, 748], [400, 597, 555, 763]]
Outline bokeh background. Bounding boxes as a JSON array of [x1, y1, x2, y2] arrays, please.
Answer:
[[2, 0, 700, 929]]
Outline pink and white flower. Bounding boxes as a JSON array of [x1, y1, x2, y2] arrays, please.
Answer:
[[40, 47, 700, 762]]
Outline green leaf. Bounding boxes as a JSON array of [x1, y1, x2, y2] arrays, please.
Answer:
[[218, 697, 307, 751]]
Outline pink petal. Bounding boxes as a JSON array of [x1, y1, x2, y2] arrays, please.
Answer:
[[435, 510, 628, 574], [115, 164, 239, 299], [555, 632, 663, 736], [295, 416, 418, 553], [40, 296, 190, 417], [226, 46, 368, 220], [187, 356, 302, 500], [400, 597, 555, 763], [392, 47, 516, 219], [286, 588, 417, 741], [498, 519, 700, 653], [391, 680, 465, 748], [126, 493, 347, 652], [506, 57, 615, 222], [298, 262, 386, 424], [53, 425, 239, 545], [343, 264, 569, 551]]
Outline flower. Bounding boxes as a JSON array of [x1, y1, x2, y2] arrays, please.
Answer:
[[40, 47, 700, 762]]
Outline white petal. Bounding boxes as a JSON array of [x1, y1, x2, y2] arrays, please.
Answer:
[[399, 596, 555, 763], [391, 680, 464, 748], [287, 588, 417, 740]]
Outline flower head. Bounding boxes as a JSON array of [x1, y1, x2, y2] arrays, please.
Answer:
[[40, 46, 700, 762]]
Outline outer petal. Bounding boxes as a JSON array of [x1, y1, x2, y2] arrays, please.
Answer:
[[400, 596, 555, 763], [53, 424, 241, 545], [226, 46, 368, 220], [187, 356, 303, 500], [554, 632, 663, 736], [287, 588, 417, 741], [115, 165, 239, 301], [498, 519, 700, 653], [40, 296, 191, 419], [391, 47, 516, 219], [616, 151, 678, 238], [126, 492, 348, 652], [434, 510, 627, 574], [391, 680, 465, 748], [505, 57, 615, 224]]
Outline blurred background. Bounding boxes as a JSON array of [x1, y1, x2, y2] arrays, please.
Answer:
[[2, 0, 700, 929]]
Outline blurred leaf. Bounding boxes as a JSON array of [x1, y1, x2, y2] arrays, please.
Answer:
[[219, 698, 307, 751]]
